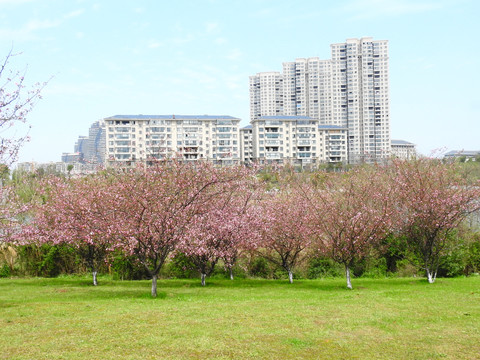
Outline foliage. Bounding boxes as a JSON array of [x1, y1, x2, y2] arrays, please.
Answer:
[[300, 165, 394, 289], [391, 158, 480, 283], [307, 257, 343, 279]]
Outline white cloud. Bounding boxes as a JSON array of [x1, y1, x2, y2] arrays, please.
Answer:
[[148, 41, 163, 49], [0, 18, 61, 41], [63, 9, 85, 19], [205, 22, 219, 34], [339, 0, 447, 19], [171, 33, 195, 45], [214, 37, 227, 45], [0, 0, 35, 4], [226, 48, 242, 61], [0, 8, 84, 41]]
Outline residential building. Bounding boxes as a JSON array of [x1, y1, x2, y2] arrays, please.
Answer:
[[239, 125, 254, 163], [249, 72, 283, 120], [61, 152, 82, 163], [443, 150, 480, 161], [391, 140, 416, 160], [104, 115, 241, 165], [331, 37, 390, 163], [251, 115, 346, 165], [319, 125, 348, 163], [249, 37, 390, 164], [71, 120, 106, 164]]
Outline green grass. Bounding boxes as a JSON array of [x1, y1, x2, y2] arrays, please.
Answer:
[[0, 276, 479, 359]]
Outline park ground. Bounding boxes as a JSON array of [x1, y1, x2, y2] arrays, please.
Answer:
[[0, 276, 479, 359]]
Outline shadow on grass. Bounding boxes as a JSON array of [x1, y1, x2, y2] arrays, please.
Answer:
[[0, 276, 441, 302]]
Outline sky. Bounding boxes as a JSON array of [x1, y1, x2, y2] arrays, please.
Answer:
[[0, 0, 478, 164]]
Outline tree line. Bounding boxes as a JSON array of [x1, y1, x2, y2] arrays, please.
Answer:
[[1, 158, 480, 297]]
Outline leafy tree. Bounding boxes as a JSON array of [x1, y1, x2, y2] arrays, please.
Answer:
[[256, 188, 314, 283], [179, 175, 261, 285], [21, 175, 112, 285], [301, 167, 394, 289], [104, 161, 251, 296], [391, 158, 480, 283]]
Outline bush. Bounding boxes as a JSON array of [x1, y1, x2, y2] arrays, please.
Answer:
[[307, 257, 343, 278], [163, 253, 199, 279], [16, 244, 80, 277], [0, 263, 10, 277], [109, 251, 149, 280]]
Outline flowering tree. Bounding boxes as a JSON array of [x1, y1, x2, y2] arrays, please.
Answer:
[[1, 51, 46, 165], [21, 175, 112, 286], [105, 161, 251, 296], [302, 167, 394, 289], [391, 158, 480, 283], [256, 189, 314, 283], [178, 174, 262, 285]]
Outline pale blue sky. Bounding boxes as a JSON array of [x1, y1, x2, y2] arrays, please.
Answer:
[[1, 0, 478, 163]]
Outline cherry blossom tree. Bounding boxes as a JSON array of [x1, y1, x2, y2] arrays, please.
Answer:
[[256, 189, 314, 283], [21, 175, 113, 286], [105, 161, 252, 296], [390, 158, 480, 283], [178, 176, 262, 285], [1, 50, 46, 165], [302, 167, 394, 289]]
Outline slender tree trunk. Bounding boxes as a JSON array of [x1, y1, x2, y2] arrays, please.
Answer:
[[345, 264, 353, 289], [151, 274, 158, 297], [229, 267, 234, 280], [201, 273, 206, 286], [92, 271, 98, 286], [288, 270, 293, 284], [426, 268, 436, 284]]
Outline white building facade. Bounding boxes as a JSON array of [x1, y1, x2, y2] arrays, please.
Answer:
[[391, 140, 416, 160], [250, 116, 347, 165], [104, 115, 241, 165], [249, 37, 390, 164]]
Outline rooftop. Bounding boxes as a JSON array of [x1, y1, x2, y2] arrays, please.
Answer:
[[257, 116, 314, 120], [318, 125, 347, 130], [391, 140, 415, 146], [444, 150, 480, 157], [105, 115, 241, 121]]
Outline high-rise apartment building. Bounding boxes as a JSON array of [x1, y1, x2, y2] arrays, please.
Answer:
[[330, 38, 390, 163], [70, 120, 106, 164], [249, 72, 283, 120], [249, 37, 390, 164]]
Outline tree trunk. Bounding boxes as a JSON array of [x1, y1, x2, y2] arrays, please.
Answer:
[[201, 273, 206, 286], [426, 268, 436, 284], [92, 271, 98, 286], [229, 267, 234, 280], [151, 274, 158, 297], [345, 264, 353, 289], [288, 270, 293, 284]]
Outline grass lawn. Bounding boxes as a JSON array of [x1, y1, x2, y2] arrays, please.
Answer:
[[0, 276, 479, 359]]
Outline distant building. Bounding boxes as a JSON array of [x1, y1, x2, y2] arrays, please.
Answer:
[[104, 115, 241, 165], [239, 125, 254, 164], [443, 150, 480, 161], [250, 116, 347, 165], [70, 120, 106, 165], [61, 152, 82, 163], [391, 140, 416, 160], [319, 125, 348, 163], [249, 37, 390, 164], [16, 161, 100, 176]]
